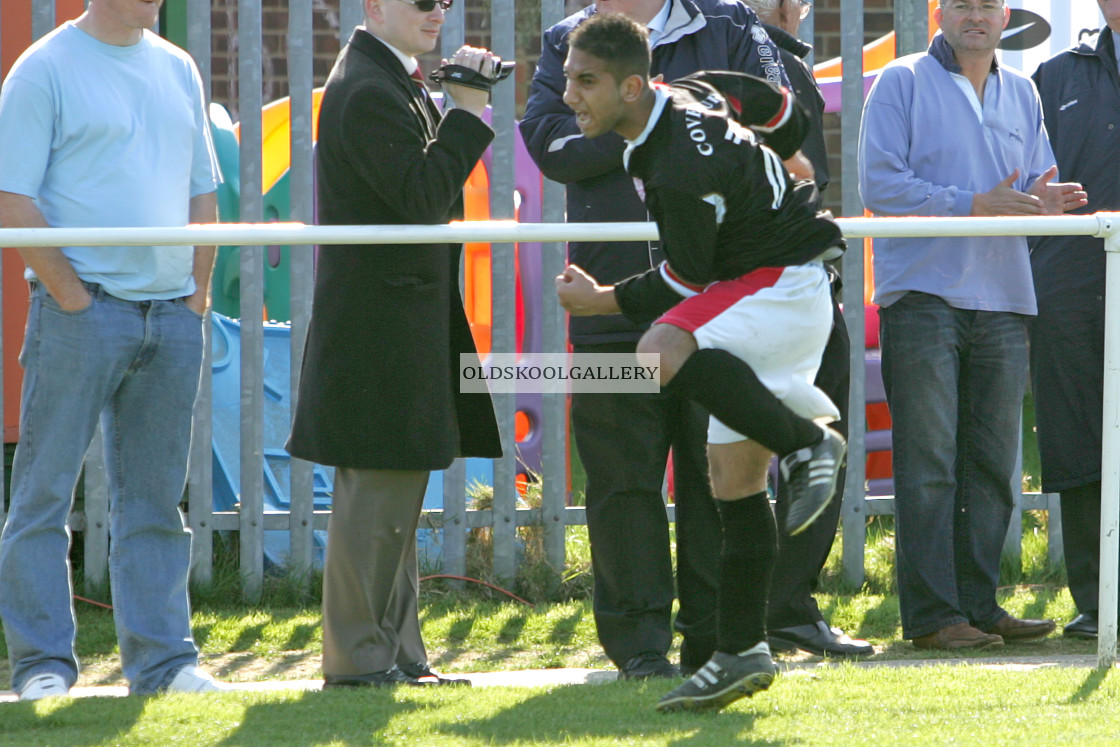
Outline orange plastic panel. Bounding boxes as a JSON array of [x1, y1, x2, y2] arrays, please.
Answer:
[[2, 0, 84, 78], [1, 0, 83, 442], [2, 250, 29, 442], [865, 402, 893, 481], [462, 163, 492, 355], [515, 410, 531, 443]]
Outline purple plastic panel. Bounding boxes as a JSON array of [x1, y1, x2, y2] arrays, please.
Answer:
[[819, 72, 878, 114], [475, 104, 547, 476]]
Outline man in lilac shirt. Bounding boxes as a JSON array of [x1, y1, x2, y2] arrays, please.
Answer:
[[857, 0, 1085, 650]]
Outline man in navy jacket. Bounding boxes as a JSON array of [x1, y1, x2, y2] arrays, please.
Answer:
[[1030, 2, 1120, 641], [521, 0, 789, 679]]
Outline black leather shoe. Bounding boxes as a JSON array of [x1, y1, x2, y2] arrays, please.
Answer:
[[398, 661, 472, 686], [619, 652, 679, 680], [769, 621, 874, 658], [1064, 612, 1098, 640], [322, 666, 432, 689]]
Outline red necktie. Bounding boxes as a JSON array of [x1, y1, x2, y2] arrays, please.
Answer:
[[409, 67, 436, 132]]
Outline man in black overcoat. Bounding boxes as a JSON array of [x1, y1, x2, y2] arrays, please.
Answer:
[[287, 0, 502, 688], [1030, 3, 1118, 640]]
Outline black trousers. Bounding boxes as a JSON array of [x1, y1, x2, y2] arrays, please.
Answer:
[[767, 299, 850, 630], [571, 341, 720, 670], [1061, 481, 1110, 616], [1028, 288, 1110, 615]]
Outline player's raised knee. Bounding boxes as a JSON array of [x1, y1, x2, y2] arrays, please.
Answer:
[[637, 324, 697, 386]]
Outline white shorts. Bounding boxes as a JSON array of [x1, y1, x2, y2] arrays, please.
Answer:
[[658, 261, 839, 444]]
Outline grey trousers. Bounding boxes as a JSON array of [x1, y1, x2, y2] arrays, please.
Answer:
[[322, 467, 430, 676]]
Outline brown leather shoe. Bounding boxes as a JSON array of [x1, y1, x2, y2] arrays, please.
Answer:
[[911, 622, 1004, 650], [982, 615, 1056, 641]]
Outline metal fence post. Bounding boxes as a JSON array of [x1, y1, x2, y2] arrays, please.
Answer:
[[488, 0, 518, 587], [237, 0, 265, 602], [539, 0, 569, 576], [32, 0, 55, 41], [1097, 213, 1120, 668], [894, 0, 929, 57], [439, 6, 468, 586], [186, 0, 215, 587], [339, 0, 362, 48], [1047, 492, 1064, 568], [1002, 417, 1025, 567], [839, 0, 867, 588], [82, 430, 109, 593], [287, 0, 316, 589]]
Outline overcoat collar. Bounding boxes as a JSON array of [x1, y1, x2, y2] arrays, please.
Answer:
[[347, 27, 440, 135]]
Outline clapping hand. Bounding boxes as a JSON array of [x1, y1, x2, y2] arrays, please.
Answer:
[[1028, 165, 1088, 215]]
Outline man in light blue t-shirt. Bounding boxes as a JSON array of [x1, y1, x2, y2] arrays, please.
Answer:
[[0, 0, 224, 700], [857, 0, 1086, 652]]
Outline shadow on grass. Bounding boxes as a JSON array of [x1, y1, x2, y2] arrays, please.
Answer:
[[431, 645, 469, 670], [71, 607, 120, 657], [230, 623, 267, 653], [1068, 667, 1110, 704], [448, 615, 477, 642], [498, 614, 527, 644], [480, 648, 520, 666], [1, 696, 146, 746], [417, 598, 458, 626], [1020, 591, 1056, 621], [548, 610, 583, 644], [854, 596, 899, 643], [214, 690, 422, 746], [279, 621, 318, 651], [432, 682, 786, 745], [193, 620, 215, 649]]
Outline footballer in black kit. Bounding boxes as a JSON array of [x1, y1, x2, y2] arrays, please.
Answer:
[[554, 13, 847, 713], [614, 71, 844, 322]]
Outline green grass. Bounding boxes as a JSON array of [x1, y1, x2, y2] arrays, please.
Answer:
[[8, 577, 1096, 691], [1, 511, 1113, 745], [5, 507, 1080, 687], [3, 666, 1120, 746]]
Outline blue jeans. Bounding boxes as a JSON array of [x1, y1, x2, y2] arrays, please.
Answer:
[[0, 282, 204, 694], [879, 292, 1027, 639]]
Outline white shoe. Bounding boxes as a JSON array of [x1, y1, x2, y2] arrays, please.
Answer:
[[165, 666, 232, 693], [19, 672, 70, 701]]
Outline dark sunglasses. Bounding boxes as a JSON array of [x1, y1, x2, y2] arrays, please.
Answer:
[[395, 0, 453, 11]]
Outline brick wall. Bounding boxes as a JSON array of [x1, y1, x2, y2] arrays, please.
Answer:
[[210, 0, 347, 120], [815, 0, 898, 60], [209, 1, 542, 120], [815, 0, 901, 214]]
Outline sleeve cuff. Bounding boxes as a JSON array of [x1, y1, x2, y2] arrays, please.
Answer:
[[953, 189, 975, 217]]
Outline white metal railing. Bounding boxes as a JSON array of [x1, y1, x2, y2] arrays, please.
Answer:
[[1, 213, 1116, 668], [0, 214, 1110, 247]]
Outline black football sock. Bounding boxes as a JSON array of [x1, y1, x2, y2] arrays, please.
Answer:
[[715, 492, 777, 655], [668, 348, 822, 456]]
